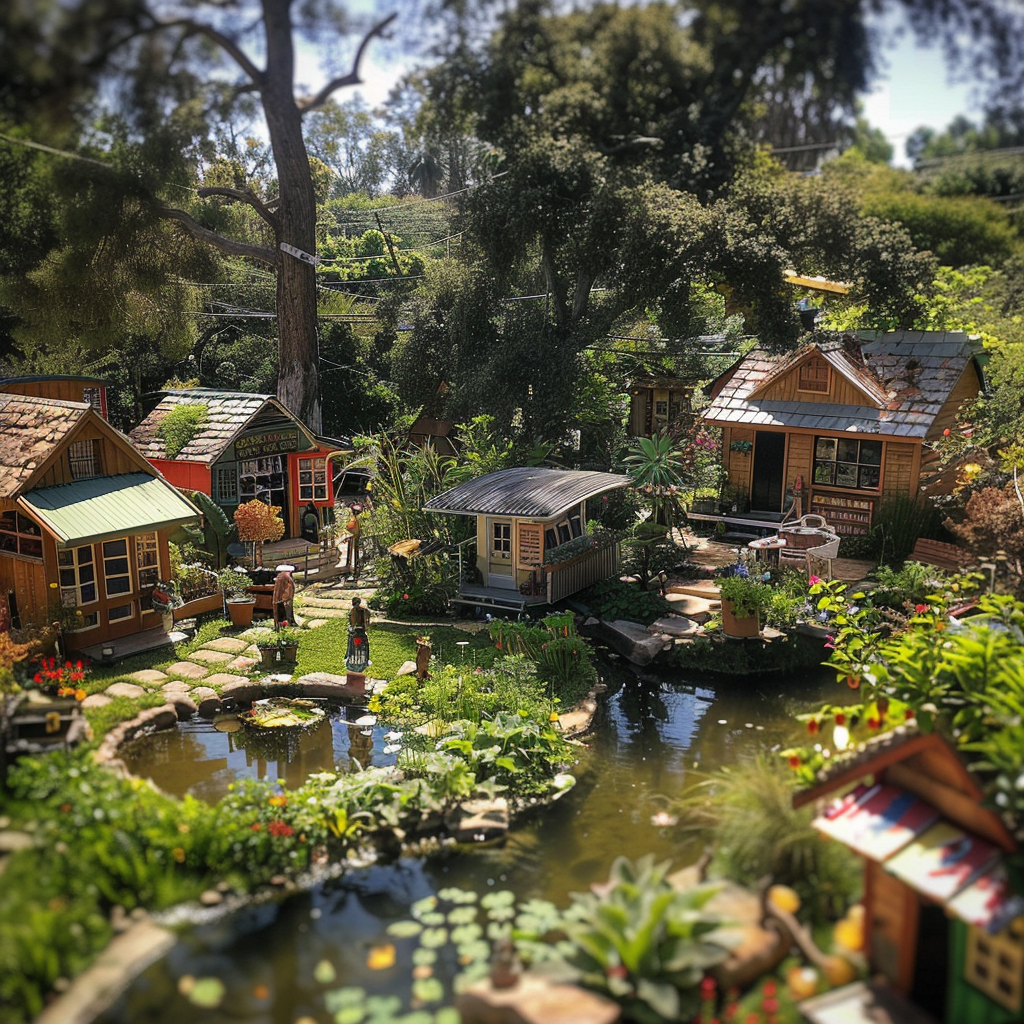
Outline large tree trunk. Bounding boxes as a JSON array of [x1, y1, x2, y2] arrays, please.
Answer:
[[262, 0, 321, 433]]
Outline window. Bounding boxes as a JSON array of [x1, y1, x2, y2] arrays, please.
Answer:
[[813, 436, 882, 490], [82, 387, 102, 411], [108, 603, 134, 622], [491, 522, 511, 559], [799, 355, 830, 393], [0, 511, 43, 560], [102, 538, 132, 597], [58, 545, 97, 607], [68, 438, 102, 480], [964, 920, 1024, 1013], [214, 464, 238, 503], [135, 533, 159, 589], [298, 457, 328, 502]]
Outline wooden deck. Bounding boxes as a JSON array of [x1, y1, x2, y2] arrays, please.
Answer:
[[452, 584, 530, 614], [75, 624, 190, 663]]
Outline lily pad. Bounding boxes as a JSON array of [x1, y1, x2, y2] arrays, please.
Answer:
[[411, 947, 438, 966], [480, 890, 515, 910], [411, 976, 444, 1004], [419, 926, 448, 949], [446, 906, 478, 926], [364, 994, 403, 1021], [324, 986, 366, 1013], [334, 1008, 366, 1024], [186, 977, 225, 1009], [418, 911, 446, 927], [313, 959, 337, 984], [386, 920, 423, 939], [410, 895, 438, 919], [455, 939, 491, 964], [450, 923, 483, 945], [438, 887, 477, 904]]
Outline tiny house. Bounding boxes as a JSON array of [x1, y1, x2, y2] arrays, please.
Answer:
[[129, 390, 344, 539], [423, 468, 629, 613], [0, 393, 200, 652], [795, 728, 1024, 1024], [701, 331, 985, 534], [628, 378, 692, 438]]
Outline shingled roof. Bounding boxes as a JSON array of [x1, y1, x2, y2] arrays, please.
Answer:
[[704, 331, 979, 439], [129, 390, 283, 464], [0, 394, 91, 497]]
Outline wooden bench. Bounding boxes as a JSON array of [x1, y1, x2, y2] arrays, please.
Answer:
[[908, 538, 969, 572]]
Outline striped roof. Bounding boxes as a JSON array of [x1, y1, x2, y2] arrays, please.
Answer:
[[704, 331, 978, 438], [424, 468, 629, 518], [0, 394, 91, 497]]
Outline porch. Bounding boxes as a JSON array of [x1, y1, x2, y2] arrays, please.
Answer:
[[76, 623, 190, 664]]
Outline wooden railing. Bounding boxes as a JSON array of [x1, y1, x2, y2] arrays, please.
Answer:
[[544, 543, 621, 604]]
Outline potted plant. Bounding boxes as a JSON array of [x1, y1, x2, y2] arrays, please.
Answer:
[[717, 573, 771, 638], [276, 624, 303, 664], [219, 565, 257, 628]]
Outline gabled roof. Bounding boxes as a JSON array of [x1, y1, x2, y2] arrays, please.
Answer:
[[424, 468, 629, 519], [0, 394, 92, 497], [704, 331, 978, 438], [129, 390, 323, 465]]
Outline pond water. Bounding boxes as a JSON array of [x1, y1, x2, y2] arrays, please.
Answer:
[[100, 661, 837, 1024]]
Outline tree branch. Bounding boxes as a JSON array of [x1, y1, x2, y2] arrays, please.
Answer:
[[156, 203, 277, 265], [297, 13, 397, 114], [154, 17, 264, 86], [197, 185, 280, 229]]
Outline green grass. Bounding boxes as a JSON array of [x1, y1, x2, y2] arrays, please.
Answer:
[[291, 619, 497, 679]]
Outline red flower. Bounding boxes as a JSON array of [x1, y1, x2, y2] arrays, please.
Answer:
[[268, 820, 294, 837], [807, 719, 819, 735], [402, 593, 409, 600], [867, 717, 880, 730], [251, 822, 263, 831], [915, 604, 927, 614], [701, 976, 717, 999], [353, 636, 362, 645], [605, 965, 628, 979], [834, 712, 846, 726], [787, 755, 801, 769], [905, 708, 915, 720]]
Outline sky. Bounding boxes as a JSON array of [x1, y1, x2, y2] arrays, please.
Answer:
[[334, 4, 981, 169]]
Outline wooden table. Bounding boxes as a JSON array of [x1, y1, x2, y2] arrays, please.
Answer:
[[748, 535, 787, 566]]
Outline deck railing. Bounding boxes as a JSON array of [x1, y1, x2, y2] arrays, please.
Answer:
[[544, 542, 621, 604]]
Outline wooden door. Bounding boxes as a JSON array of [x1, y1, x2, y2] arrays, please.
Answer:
[[487, 519, 514, 589]]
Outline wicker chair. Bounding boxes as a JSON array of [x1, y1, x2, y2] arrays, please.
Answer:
[[805, 535, 842, 579]]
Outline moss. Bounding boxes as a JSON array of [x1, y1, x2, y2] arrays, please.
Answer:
[[155, 402, 209, 458]]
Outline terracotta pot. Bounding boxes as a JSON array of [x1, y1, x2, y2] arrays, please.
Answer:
[[226, 598, 256, 628], [721, 598, 760, 638]]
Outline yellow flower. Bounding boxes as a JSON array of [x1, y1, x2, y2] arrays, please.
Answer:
[[366, 943, 396, 970], [172, 847, 186, 863]]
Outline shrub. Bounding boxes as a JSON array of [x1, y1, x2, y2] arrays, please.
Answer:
[[579, 578, 674, 624], [156, 402, 208, 458], [869, 493, 941, 567]]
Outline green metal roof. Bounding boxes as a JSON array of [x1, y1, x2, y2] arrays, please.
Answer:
[[20, 473, 200, 548]]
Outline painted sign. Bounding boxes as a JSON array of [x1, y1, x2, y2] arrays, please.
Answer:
[[518, 523, 543, 567], [886, 821, 999, 902], [234, 429, 299, 461]]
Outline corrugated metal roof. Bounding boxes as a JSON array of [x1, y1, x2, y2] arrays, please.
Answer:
[[20, 473, 200, 547], [424, 468, 629, 518]]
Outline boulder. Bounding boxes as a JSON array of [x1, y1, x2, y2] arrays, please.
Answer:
[[296, 672, 351, 698], [444, 797, 509, 843], [648, 615, 701, 638], [457, 974, 620, 1024], [598, 620, 667, 666]]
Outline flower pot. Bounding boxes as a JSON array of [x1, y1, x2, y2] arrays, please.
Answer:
[[278, 642, 299, 664], [226, 598, 256, 628], [257, 644, 278, 669], [721, 598, 760, 638]]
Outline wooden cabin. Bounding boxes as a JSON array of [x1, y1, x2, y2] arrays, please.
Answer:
[[628, 378, 692, 438], [701, 331, 985, 535], [423, 468, 629, 614], [129, 390, 344, 540], [0, 394, 200, 652], [0, 375, 110, 420], [794, 727, 1024, 1024]]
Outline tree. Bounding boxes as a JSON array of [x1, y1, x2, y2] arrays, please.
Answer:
[[2, 1, 397, 433]]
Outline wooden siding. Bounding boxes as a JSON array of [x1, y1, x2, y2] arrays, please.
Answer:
[[881, 442, 919, 499], [0, 497, 49, 630], [866, 858, 919, 993], [758, 364, 879, 406], [545, 543, 620, 603], [722, 427, 754, 496], [0, 379, 104, 408], [927, 363, 983, 440], [786, 433, 814, 492], [32, 421, 151, 490]]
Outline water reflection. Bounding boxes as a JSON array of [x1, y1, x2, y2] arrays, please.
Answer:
[[99, 661, 838, 1024]]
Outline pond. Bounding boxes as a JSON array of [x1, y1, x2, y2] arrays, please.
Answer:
[[100, 660, 837, 1024]]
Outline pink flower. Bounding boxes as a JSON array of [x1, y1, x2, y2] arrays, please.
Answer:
[[808, 575, 821, 585]]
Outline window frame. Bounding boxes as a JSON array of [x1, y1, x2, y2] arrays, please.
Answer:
[[68, 438, 102, 480], [964, 920, 1024, 1013], [813, 435, 883, 491], [798, 355, 831, 394], [102, 538, 133, 599], [58, 544, 98, 610], [298, 456, 328, 502], [0, 511, 44, 561]]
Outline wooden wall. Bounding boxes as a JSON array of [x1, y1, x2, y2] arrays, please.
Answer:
[[32, 421, 148, 490], [0, 499, 49, 629], [881, 442, 920, 499], [758, 366, 876, 407], [927, 364, 983, 440]]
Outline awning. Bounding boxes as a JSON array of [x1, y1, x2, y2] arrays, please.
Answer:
[[813, 783, 938, 860], [19, 473, 200, 548]]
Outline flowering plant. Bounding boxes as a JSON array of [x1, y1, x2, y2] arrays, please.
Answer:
[[218, 565, 253, 599], [30, 657, 88, 700], [275, 624, 304, 646], [233, 500, 285, 544]]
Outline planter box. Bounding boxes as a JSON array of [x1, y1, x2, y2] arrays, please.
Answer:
[[246, 584, 275, 612], [173, 593, 223, 622]]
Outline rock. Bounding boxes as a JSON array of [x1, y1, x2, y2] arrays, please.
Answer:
[[202, 637, 250, 654], [110, 906, 130, 934], [81, 694, 113, 709], [130, 669, 169, 685], [226, 656, 258, 672], [445, 798, 509, 843], [190, 649, 233, 666], [166, 695, 197, 720], [104, 682, 146, 700], [395, 660, 418, 677], [295, 672, 351, 697], [166, 661, 208, 680], [203, 673, 254, 688], [160, 679, 191, 694], [199, 890, 223, 906], [456, 973, 620, 1024], [138, 706, 177, 732], [662, 593, 717, 621], [197, 696, 224, 718], [269, 874, 289, 888], [598, 620, 667, 667], [0, 831, 34, 854], [648, 615, 701, 638], [219, 680, 263, 703]]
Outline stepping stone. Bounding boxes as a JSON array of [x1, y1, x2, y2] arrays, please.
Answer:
[[202, 637, 250, 653], [648, 615, 701, 638], [190, 649, 233, 665], [663, 593, 716, 621], [104, 682, 146, 699], [303, 619, 328, 629], [130, 669, 169, 685], [166, 661, 209, 680], [203, 673, 252, 687], [444, 797, 509, 843], [220, 680, 262, 702], [82, 693, 113, 709], [160, 680, 191, 694], [227, 656, 258, 672], [396, 660, 418, 677], [190, 686, 218, 701]]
